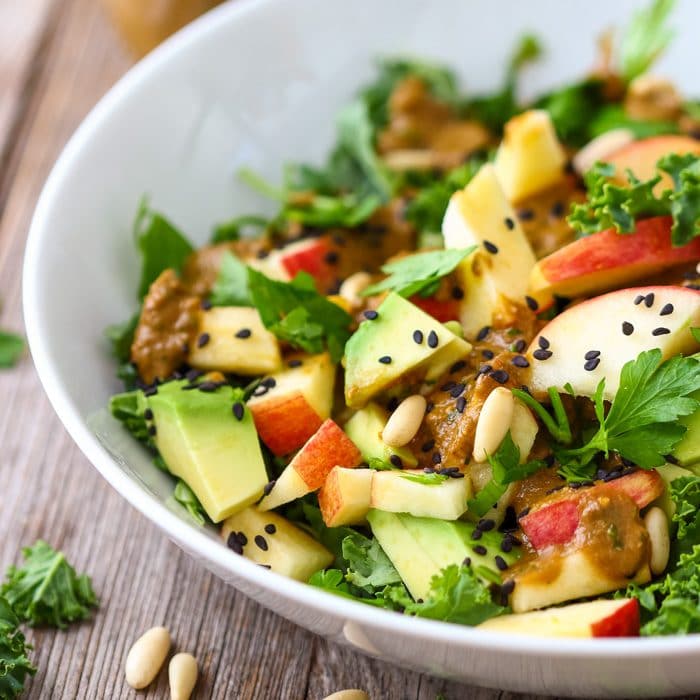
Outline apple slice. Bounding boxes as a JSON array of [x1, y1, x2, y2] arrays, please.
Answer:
[[248, 353, 336, 456], [520, 470, 664, 551], [370, 470, 472, 520], [271, 237, 339, 292], [493, 110, 567, 202], [318, 467, 373, 527], [221, 507, 333, 581], [258, 419, 362, 511], [188, 306, 282, 375], [478, 598, 640, 637], [509, 548, 650, 613], [604, 134, 700, 190], [409, 295, 460, 323], [442, 164, 550, 337], [529, 217, 700, 299], [528, 285, 700, 400]]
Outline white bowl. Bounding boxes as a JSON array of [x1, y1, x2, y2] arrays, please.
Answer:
[[23, 0, 700, 695]]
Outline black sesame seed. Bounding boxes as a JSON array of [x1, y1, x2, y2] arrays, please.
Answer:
[[477, 364, 492, 376], [450, 360, 467, 373], [660, 303, 674, 316], [144, 408, 154, 420], [471, 529, 483, 540], [378, 355, 392, 364], [390, 454, 403, 468], [584, 358, 600, 371], [186, 368, 203, 382], [644, 293, 655, 308], [148, 425, 157, 436], [463, 557, 472, 567], [324, 251, 339, 265], [490, 369, 509, 384], [262, 377, 276, 388], [450, 383, 466, 398], [512, 355, 529, 368], [254, 535, 268, 551], [423, 467, 436, 474], [501, 539, 513, 553], [478, 518, 496, 531], [550, 201, 565, 218], [517, 207, 535, 221], [494, 555, 509, 571], [226, 532, 243, 554], [652, 327, 671, 336], [363, 310, 379, 320], [476, 326, 490, 341], [287, 359, 303, 368], [200, 298, 212, 310], [538, 336, 550, 349], [512, 338, 526, 353], [197, 381, 220, 392], [432, 452, 442, 464], [441, 381, 456, 392], [504, 217, 515, 230], [483, 240, 499, 254], [256, 249, 269, 259], [425, 401, 434, 414], [451, 286, 464, 300], [387, 396, 399, 412], [264, 523, 276, 535], [197, 333, 210, 348], [473, 545, 487, 556], [235, 328, 252, 339], [622, 321, 634, 336], [427, 330, 439, 348], [501, 579, 515, 595], [232, 402, 245, 421], [421, 440, 435, 453], [263, 480, 276, 496], [456, 396, 466, 413], [412, 329, 424, 344], [482, 349, 495, 360], [525, 295, 539, 311], [533, 348, 553, 361], [634, 294, 645, 305], [584, 350, 601, 360]]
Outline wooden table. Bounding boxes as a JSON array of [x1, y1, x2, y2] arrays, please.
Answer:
[[0, 2, 694, 699]]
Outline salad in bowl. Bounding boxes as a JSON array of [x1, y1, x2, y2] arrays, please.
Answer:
[[107, 0, 700, 638]]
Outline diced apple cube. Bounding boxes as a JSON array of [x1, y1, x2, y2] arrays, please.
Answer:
[[318, 467, 373, 527]]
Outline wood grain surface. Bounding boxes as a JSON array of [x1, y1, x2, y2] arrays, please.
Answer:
[[0, 1, 696, 699]]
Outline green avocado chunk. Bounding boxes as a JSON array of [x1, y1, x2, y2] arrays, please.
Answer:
[[344, 402, 417, 467], [147, 381, 268, 523], [367, 510, 520, 601], [672, 390, 700, 469], [343, 293, 471, 408]]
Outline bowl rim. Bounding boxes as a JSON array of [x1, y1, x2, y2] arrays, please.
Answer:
[[22, 0, 700, 658]]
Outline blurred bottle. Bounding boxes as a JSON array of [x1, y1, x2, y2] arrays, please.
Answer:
[[103, 0, 225, 58]]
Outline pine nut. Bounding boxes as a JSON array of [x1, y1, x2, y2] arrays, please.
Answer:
[[572, 128, 635, 175], [169, 653, 198, 700], [339, 272, 372, 308], [382, 394, 426, 447], [125, 626, 171, 689], [472, 387, 514, 462], [644, 506, 670, 576], [322, 691, 370, 700]]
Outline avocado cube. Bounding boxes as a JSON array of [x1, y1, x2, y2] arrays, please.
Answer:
[[672, 390, 700, 468]]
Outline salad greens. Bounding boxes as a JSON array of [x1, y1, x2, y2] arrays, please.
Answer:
[[0, 598, 35, 700], [0, 333, 23, 370]]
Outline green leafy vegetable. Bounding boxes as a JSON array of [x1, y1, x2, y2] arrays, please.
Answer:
[[211, 215, 269, 243], [247, 268, 352, 361], [0, 596, 35, 699], [397, 471, 449, 486], [341, 533, 402, 592], [669, 475, 700, 556], [588, 104, 679, 140], [568, 154, 700, 245], [109, 390, 152, 445], [209, 252, 251, 307], [468, 432, 545, 516], [619, 0, 676, 84], [308, 569, 394, 608], [0, 332, 24, 369], [362, 247, 476, 299], [134, 199, 194, 299], [173, 480, 209, 526], [2, 541, 98, 629]]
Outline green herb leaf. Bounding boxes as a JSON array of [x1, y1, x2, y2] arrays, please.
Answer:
[[134, 199, 194, 299], [211, 215, 269, 243], [209, 252, 251, 306], [619, 0, 676, 84], [367, 458, 395, 471], [0, 596, 36, 699], [341, 533, 402, 591], [362, 247, 476, 299], [588, 104, 679, 140], [109, 390, 152, 445], [2, 541, 98, 629], [173, 480, 209, 526], [0, 332, 24, 369], [397, 471, 449, 486], [248, 267, 352, 361]]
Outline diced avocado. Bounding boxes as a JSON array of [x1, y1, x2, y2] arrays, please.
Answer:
[[367, 510, 520, 600], [344, 293, 471, 408], [344, 402, 417, 467], [654, 463, 695, 522], [148, 381, 268, 523], [221, 507, 333, 581], [672, 390, 700, 468]]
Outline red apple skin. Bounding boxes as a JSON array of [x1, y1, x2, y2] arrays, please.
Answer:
[[520, 500, 579, 550], [521, 470, 663, 550], [249, 393, 323, 456], [590, 598, 640, 637], [278, 237, 336, 291], [291, 419, 363, 490], [529, 216, 700, 298], [409, 295, 460, 323]]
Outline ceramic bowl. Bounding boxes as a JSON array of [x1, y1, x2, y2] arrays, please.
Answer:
[[23, 0, 700, 695]]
